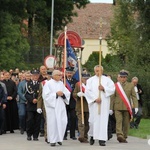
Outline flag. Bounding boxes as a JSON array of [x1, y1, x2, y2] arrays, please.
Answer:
[[66, 39, 79, 81]]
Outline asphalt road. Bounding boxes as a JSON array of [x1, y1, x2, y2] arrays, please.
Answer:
[[0, 130, 149, 150]]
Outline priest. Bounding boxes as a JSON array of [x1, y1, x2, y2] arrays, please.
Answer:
[[42, 70, 70, 146], [85, 65, 115, 146]]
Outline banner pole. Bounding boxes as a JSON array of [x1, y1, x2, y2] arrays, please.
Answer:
[[98, 18, 103, 114], [77, 55, 84, 124], [63, 26, 67, 85]]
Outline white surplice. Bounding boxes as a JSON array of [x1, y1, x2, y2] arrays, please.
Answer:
[[42, 79, 70, 143], [85, 75, 115, 141]]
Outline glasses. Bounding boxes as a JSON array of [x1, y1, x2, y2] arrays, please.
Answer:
[[56, 74, 62, 76]]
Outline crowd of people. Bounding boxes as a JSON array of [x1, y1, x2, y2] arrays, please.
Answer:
[[0, 65, 143, 147]]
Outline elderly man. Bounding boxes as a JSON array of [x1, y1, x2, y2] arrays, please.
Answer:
[[85, 65, 115, 146], [42, 70, 70, 147], [130, 76, 143, 129], [110, 70, 138, 143]]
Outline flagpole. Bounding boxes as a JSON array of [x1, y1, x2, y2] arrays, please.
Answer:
[[77, 55, 84, 124], [98, 19, 103, 114], [63, 26, 67, 85]]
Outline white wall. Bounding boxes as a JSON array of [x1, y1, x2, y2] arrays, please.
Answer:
[[81, 39, 110, 64]]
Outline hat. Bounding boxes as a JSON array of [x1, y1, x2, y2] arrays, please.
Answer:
[[31, 69, 40, 75], [65, 66, 74, 72], [82, 73, 91, 78], [119, 70, 128, 77], [47, 70, 52, 76]]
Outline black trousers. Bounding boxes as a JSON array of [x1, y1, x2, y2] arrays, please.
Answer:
[[65, 108, 77, 138], [26, 111, 41, 138], [0, 107, 4, 130]]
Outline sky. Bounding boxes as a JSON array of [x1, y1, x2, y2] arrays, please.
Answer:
[[90, 0, 113, 3]]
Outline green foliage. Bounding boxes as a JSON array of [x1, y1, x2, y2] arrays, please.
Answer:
[[107, 0, 137, 66], [83, 52, 99, 73], [105, 0, 150, 117], [129, 119, 150, 139], [0, 0, 90, 70], [83, 52, 123, 74], [0, 12, 30, 70]]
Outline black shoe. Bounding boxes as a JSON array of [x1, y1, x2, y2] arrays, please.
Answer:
[[108, 134, 113, 140], [99, 142, 106, 146], [50, 143, 56, 146], [40, 131, 44, 137], [0, 130, 2, 135], [57, 142, 62, 145], [99, 140, 106, 146], [90, 137, 95, 145], [2, 130, 6, 134], [134, 125, 138, 129], [10, 130, 14, 133], [27, 136, 32, 141], [20, 129, 24, 134], [70, 137, 77, 140], [63, 137, 67, 140], [45, 138, 50, 144], [33, 138, 39, 141]]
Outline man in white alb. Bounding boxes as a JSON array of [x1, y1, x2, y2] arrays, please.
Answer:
[[85, 65, 115, 146], [42, 70, 70, 146]]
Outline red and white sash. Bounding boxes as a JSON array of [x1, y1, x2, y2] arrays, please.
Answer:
[[41, 80, 47, 87], [115, 82, 132, 117], [77, 82, 85, 93]]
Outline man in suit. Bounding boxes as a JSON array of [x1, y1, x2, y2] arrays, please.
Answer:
[[130, 77, 144, 129], [64, 67, 78, 140], [25, 69, 41, 141], [110, 70, 138, 143]]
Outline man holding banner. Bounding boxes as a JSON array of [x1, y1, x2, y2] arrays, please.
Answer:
[[110, 70, 138, 143], [73, 73, 90, 143], [64, 67, 78, 140]]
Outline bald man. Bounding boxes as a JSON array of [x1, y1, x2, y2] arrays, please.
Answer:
[[42, 70, 70, 146]]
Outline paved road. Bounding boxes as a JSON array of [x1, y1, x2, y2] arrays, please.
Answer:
[[0, 130, 149, 150]]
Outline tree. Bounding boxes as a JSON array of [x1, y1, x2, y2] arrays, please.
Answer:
[[106, 0, 150, 117], [0, 0, 90, 69], [25, 0, 90, 46], [0, 12, 30, 70], [106, 0, 137, 66]]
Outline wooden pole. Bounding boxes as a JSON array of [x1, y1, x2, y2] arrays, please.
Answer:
[[77, 56, 84, 124], [98, 19, 103, 114], [63, 26, 67, 85]]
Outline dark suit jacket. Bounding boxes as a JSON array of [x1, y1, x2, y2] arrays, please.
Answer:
[[66, 78, 78, 109], [25, 80, 40, 111], [137, 84, 144, 106]]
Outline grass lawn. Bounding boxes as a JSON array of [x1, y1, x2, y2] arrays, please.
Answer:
[[128, 119, 150, 139]]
